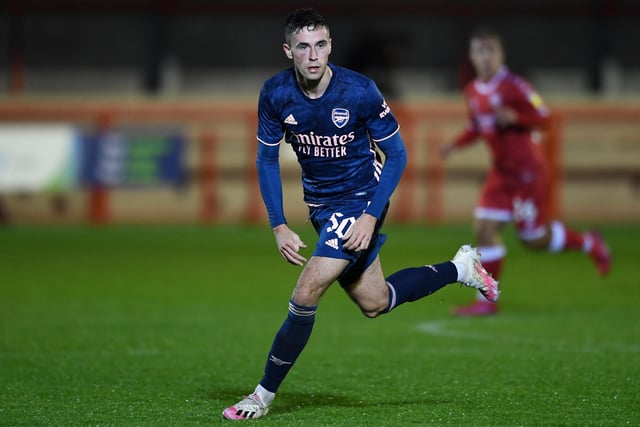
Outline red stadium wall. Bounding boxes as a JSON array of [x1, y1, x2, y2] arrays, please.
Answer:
[[0, 99, 638, 224]]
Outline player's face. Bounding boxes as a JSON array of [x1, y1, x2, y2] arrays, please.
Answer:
[[283, 26, 332, 82], [469, 37, 504, 80]]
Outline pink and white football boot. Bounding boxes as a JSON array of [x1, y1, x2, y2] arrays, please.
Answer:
[[222, 392, 269, 421], [453, 245, 500, 302]]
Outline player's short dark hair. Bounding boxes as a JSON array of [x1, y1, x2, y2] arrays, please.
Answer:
[[469, 26, 503, 43], [284, 8, 329, 43]]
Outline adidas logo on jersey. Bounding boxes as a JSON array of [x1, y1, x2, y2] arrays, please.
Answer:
[[284, 114, 298, 125], [324, 238, 339, 250]]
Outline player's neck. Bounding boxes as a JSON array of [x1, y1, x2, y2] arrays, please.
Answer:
[[478, 66, 506, 82], [296, 67, 333, 99]]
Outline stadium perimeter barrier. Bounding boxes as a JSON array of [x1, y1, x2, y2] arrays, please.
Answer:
[[0, 100, 638, 224]]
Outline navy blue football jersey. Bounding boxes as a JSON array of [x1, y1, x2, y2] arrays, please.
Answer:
[[257, 64, 400, 206]]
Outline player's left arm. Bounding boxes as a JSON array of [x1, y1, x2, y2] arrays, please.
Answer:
[[344, 129, 407, 251], [496, 80, 550, 128], [365, 129, 407, 219], [343, 81, 407, 251]]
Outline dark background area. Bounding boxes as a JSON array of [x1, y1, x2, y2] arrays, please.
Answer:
[[1, 0, 640, 95]]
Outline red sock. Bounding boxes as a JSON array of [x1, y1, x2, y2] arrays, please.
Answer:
[[563, 227, 585, 251], [482, 258, 504, 280], [549, 220, 585, 252]]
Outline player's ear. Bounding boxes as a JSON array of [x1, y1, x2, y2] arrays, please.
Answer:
[[283, 44, 293, 59]]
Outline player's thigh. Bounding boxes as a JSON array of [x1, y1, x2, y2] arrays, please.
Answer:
[[292, 256, 350, 306], [513, 198, 551, 250], [512, 179, 549, 246], [477, 170, 512, 210], [343, 256, 388, 316]]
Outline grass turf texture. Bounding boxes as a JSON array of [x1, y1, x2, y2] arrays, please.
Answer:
[[1, 224, 638, 426]]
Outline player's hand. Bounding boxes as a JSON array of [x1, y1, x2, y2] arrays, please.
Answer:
[[343, 213, 377, 252], [273, 224, 308, 266], [440, 143, 455, 159], [495, 107, 517, 127]]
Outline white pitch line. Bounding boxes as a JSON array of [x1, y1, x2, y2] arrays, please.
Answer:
[[415, 320, 640, 353]]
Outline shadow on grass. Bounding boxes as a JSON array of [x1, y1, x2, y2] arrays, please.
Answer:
[[210, 388, 446, 416]]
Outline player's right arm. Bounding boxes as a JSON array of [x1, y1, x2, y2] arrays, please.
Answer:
[[257, 146, 307, 266], [442, 121, 480, 159], [256, 141, 285, 228], [441, 89, 480, 159], [256, 83, 307, 266], [273, 224, 307, 266]]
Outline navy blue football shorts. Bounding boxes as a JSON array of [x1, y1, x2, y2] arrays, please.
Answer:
[[308, 200, 389, 287]]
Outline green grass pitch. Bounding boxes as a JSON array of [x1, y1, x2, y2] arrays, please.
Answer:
[[1, 223, 638, 426]]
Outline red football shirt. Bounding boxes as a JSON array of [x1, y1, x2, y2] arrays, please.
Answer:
[[454, 67, 550, 175]]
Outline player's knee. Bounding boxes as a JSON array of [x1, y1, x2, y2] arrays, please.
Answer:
[[346, 278, 389, 318], [520, 238, 544, 250], [474, 220, 502, 246], [361, 308, 384, 318], [519, 234, 548, 250], [291, 288, 322, 307], [357, 299, 388, 319], [518, 226, 551, 251]]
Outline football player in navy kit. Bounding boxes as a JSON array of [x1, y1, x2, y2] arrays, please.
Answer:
[[222, 8, 499, 420]]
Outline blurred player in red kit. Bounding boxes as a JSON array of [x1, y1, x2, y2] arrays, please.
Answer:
[[442, 28, 612, 316]]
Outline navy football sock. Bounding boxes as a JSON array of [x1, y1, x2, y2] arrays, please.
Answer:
[[385, 261, 457, 312], [259, 300, 317, 393]]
